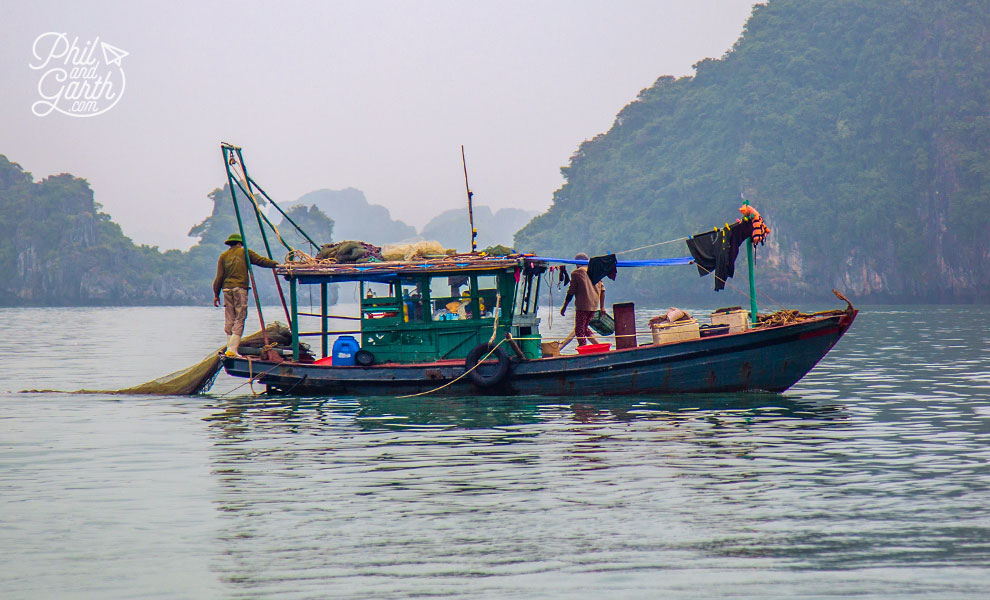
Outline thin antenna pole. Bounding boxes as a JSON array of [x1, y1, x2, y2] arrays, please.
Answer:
[[461, 145, 477, 253]]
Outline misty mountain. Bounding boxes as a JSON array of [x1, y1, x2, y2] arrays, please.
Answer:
[[420, 205, 538, 251], [284, 188, 416, 244]]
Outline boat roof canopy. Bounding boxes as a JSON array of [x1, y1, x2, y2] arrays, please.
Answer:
[[275, 252, 694, 284], [276, 255, 534, 284]]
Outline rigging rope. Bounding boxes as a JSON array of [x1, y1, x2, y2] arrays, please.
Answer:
[[395, 339, 510, 399], [231, 163, 295, 253], [613, 236, 689, 256], [213, 359, 284, 398], [691, 260, 788, 315], [488, 290, 502, 345]]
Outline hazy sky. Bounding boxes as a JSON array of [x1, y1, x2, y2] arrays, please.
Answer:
[[1, 1, 757, 250]]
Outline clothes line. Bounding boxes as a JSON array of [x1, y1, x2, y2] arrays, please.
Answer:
[[528, 256, 693, 267]]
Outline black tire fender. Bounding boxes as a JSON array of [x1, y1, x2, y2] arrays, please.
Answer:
[[464, 343, 511, 388], [355, 349, 375, 366]]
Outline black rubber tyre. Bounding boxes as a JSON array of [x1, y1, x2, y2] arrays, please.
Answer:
[[464, 343, 511, 388], [355, 349, 375, 367]]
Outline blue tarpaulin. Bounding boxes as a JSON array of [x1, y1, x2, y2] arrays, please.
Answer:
[[529, 256, 693, 267]]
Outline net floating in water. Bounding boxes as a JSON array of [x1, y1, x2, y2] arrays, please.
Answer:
[[74, 322, 297, 396]]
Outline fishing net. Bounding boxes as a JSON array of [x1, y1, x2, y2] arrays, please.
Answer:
[[315, 240, 384, 263], [72, 322, 296, 396], [755, 290, 855, 328], [109, 353, 225, 396], [381, 240, 454, 261]]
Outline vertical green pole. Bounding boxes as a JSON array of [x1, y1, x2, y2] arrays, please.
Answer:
[[290, 276, 299, 361], [744, 198, 758, 323], [232, 149, 294, 328], [470, 275, 479, 320], [235, 149, 276, 259], [420, 277, 430, 322], [320, 282, 328, 358], [223, 147, 266, 328]]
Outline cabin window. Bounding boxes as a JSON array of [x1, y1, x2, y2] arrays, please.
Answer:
[[360, 281, 401, 321], [362, 281, 393, 300], [397, 278, 427, 322], [516, 273, 533, 315], [428, 275, 471, 321], [474, 274, 498, 319]]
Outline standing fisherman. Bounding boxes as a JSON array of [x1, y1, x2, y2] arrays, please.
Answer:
[[213, 233, 278, 357], [559, 252, 606, 347]]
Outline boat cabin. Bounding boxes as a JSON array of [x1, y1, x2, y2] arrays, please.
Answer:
[[278, 256, 546, 364]]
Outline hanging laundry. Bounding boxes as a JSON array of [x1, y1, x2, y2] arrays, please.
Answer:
[[686, 229, 719, 277], [686, 221, 751, 291], [587, 254, 618, 285], [558, 265, 570, 288], [719, 220, 753, 288]]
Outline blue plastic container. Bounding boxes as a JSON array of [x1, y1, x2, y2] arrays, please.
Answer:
[[332, 335, 359, 366]]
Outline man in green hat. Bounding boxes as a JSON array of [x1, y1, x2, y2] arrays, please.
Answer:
[[213, 233, 279, 357]]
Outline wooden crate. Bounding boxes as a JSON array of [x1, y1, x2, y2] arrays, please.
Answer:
[[711, 309, 749, 333], [651, 318, 700, 345], [540, 341, 561, 358]]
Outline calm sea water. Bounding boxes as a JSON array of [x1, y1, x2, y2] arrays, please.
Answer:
[[1, 304, 989, 599]]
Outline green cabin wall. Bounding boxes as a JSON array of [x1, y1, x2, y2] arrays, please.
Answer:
[[357, 268, 541, 363]]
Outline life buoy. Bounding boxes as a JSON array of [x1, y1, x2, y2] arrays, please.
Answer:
[[464, 343, 511, 388]]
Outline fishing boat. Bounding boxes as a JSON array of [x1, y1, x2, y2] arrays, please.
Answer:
[[221, 253, 856, 396], [217, 143, 857, 397]]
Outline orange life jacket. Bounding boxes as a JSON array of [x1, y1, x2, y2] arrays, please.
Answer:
[[738, 204, 769, 245], [751, 215, 769, 245]]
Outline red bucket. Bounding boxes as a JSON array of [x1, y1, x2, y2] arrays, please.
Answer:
[[576, 343, 611, 355]]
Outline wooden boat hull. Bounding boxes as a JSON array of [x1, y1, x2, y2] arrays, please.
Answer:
[[223, 311, 856, 397]]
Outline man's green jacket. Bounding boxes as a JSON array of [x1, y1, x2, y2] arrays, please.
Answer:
[[213, 247, 278, 298]]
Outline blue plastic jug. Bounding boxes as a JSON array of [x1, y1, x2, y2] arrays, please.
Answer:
[[332, 335, 359, 366]]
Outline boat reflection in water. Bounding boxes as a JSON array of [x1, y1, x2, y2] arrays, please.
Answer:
[[204, 393, 848, 433]]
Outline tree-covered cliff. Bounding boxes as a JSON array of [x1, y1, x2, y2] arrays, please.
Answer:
[[516, 0, 990, 303], [0, 157, 336, 306], [0, 156, 194, 305]]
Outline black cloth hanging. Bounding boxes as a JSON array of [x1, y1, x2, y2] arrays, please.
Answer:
[[587, 254, 618, 285], [686, 230, 719, 277], [558, 265, 570, 288], [721, 220, 753, 284], [686, 220, 753, 291]]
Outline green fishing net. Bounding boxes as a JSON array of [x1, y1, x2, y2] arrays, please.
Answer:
[[74, 322, 300, 396]]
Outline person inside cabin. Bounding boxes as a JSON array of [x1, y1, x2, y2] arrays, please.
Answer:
[[559, 252, 605, 347], [213, 233, 279, 357], [447, 275, 468, 297]]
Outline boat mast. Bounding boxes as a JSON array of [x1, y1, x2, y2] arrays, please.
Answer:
[[461, 145, 477, 253], [221, 143, 271, 349], [743, 197, 758, 323], [230, 146, 294, 327]]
